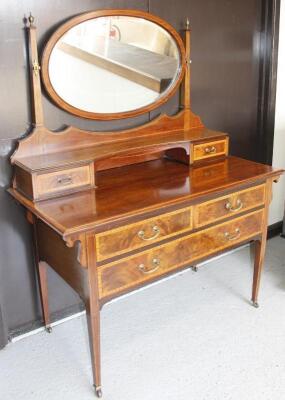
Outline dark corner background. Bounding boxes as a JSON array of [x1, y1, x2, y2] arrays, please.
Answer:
[[0, 0, 280, 347]]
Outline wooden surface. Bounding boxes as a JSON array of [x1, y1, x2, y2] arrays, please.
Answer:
[[180, 23, 191, 111], [9, 156, 282, 238], [36, 220, 88, 297], [193, 184, 266, 227], [96, 206, 192, 261], [193, 138, 228, 161], [12, 122, 222, 172], [99, 209, 264, 298], [251, 178, 273, 305], [35, 164, 94, 199], [27, 20, 44, 126], [12, 124, 230, 199]]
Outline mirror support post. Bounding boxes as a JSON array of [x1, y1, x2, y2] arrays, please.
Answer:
[[27, 14, 44, 127], [181, 19, 192, 129]]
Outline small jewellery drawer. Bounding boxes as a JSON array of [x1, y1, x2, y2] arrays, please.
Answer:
[[96, 207, 192, 261], [98, 209, 263, 298], [35, 164, 94, 199], [194, 184, 265, 228], [193, 139, 228, 162]]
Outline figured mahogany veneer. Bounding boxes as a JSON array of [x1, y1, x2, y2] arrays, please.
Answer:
[[8, 10, 284, 398], [98, 210, 264, 298], [96, 206, 192, 261], [193, 184, 266, 228], [95, 182, 265, 262]]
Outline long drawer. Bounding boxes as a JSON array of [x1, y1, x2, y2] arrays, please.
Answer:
[[96, 207, 192, 261], [98, 209, 264, 298], [194, 184, 265, 228]]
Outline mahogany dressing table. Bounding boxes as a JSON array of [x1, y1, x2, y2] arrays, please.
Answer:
[[9, 11, 283, 397]]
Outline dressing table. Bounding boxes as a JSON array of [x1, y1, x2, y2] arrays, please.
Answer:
[[9, 10, 283, 397]]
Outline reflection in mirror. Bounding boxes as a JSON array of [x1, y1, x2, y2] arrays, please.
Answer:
[[48, 16, 180, 114]]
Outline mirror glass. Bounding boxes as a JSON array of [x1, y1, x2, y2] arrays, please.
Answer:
[[48, 16, 180, 114]]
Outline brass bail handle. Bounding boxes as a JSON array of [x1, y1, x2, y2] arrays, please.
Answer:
[[138, 225, 160, 241], [204, 146, 216, 154], [224, 228, 241, 241], [57, 175, 73, 185], [138, 258, 160, 274], [225, 198, 243, 212]]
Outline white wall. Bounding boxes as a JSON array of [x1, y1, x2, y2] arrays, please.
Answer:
[[269, 0, 285, 225]]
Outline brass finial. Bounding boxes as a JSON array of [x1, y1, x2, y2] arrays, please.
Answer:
[[28, 13, 35, 26], [186, 18, 190, 30], [32, 59, 41, 76]]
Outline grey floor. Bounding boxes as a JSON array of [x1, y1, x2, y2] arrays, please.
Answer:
[[1, 237, 285, 400]]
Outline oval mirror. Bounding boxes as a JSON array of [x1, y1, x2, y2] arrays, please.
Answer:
[[41, 10, 185, 119]]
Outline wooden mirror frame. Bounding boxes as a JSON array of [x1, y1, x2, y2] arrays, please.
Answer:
[[41, 9, 186, 120]]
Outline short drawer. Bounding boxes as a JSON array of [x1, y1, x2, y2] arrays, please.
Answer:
[[96, 207, 192, 261], [35, 164, 94, 199], [98, 209, 263, 298], [193, 139, 228, 162], [194, 184, 265, 228]]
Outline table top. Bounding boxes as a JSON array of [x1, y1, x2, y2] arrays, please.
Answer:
[[9, 156, 283, 238]]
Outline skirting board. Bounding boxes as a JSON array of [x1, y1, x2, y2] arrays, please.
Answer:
[[267, 220, 283, 239], [9, 302, 85, 341], [0, 305, 8, 349]]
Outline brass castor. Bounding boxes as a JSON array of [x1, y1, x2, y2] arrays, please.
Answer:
[[94, 386, 102, 398], [252, 301, 259, 309], [192, 266, 198, 272], [46, 326, 52, 333]]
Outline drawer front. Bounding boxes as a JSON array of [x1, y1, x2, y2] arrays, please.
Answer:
[[96, 207, 192, 261], [36, 164, 93, 198], [194, 184, 265, 228], [193, 139, 228, 162], [99, 210, 263, 298]]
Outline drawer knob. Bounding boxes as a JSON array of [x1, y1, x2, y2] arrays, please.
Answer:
[[204, 146, 216, 154], [224, 228, 241, 241], [138, 225, 160, 241], [57, 175, 73, 185], [138, 258, 160, 274], [225, 198, 243, 212]]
